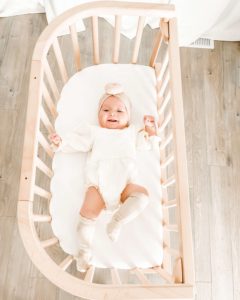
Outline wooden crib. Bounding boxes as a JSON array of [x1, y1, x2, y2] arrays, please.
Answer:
[[18, 2, 195, 299]]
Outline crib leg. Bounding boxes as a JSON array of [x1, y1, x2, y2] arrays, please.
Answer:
[[173, 257, 183, 283]]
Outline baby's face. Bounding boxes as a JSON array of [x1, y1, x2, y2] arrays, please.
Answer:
[[98, 96, 129, 129]]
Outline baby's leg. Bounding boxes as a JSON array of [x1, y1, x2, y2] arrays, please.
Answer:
[[80, 186, 106, 218], [107, 184, 149, 242], [120, 184, 148, 202], [76, 187, 105, 272]]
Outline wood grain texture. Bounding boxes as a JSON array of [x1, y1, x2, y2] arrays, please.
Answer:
[[180, 48, 212, 283], [0, 11, 239, 299], [180, 41, 240, 300]]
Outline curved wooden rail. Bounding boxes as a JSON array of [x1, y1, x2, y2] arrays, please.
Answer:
[[18, 1, 194, 299]]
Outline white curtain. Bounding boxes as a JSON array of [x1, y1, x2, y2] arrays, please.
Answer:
[[172, 0, 240, 45], [1, 0, 240, 46]]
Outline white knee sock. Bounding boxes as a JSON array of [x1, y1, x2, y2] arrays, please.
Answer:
[[106, 192, 149, 242], [76, 214, 96, 272]]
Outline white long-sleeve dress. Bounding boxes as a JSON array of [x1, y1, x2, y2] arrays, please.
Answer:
[[56, 124, 160, 211]]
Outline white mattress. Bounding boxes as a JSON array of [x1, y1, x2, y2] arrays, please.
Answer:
[[50, 64, 163, 269]]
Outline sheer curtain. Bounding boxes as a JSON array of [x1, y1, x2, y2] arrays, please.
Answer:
[[1, 0, 240, 46]]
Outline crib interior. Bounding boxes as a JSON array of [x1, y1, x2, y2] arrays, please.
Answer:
[[18, 2, 194, 298]]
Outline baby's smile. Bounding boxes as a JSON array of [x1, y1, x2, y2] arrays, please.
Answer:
[[107, 118, 118, 122]]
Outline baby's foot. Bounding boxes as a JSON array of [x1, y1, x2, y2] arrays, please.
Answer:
[[106, 220, 122, 242], [76, 251, 92, 272]]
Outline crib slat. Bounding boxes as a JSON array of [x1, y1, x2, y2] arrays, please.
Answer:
[[161, 175, 176, 188], [164, 246, 181, 259], [149, 27, 163, 67], [162, 199, 177, 208], [157, 70, 170, 97], [153, 266, 175, 283], [52, 38, 68, 83], [159, 111, 172, 133], [164, 223, 178, 232], [160, 153, 174, 169], [38, 131, 54, 158], [160, 19, 169, 43], [69, 23, 81, 71], [132, 16, 146, 63], [173, 257, 183, 283], [41, 237, 59, 248], [36, 157, 54, 178], [44, 59, 60, 101], [156, 51, 169, 82], [113, 15, 121, 63], [161, 211, 171, 274], [92, 16, 100, 64], [84, 265, 95, 282], [42, 82, 58, 118], [158, 89, 171, 115], [40, 106, 55, 134], [158, 90, 172, 274], [34, 185, 52, 200], [111, 268, 122, 284], [132, 268, 150, 285], [160, 132, 173, 150], [132, 268, 156, 274], [59, 255, 74, 271], [32, 214, 52, 222]]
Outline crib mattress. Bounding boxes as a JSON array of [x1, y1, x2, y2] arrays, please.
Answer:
[[50, 64, 163, 269]]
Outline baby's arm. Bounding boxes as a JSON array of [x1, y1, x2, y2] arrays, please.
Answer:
[[48, 124, 93, 153], [137, 115, 161, 151], [143, 115, 158, 136]]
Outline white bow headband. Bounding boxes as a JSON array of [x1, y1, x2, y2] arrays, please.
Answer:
[[98, 83, 131, 117]]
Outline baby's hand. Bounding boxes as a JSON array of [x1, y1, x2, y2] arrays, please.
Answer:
[[48, 132, 62, 146], [143, 115, 157, 136]]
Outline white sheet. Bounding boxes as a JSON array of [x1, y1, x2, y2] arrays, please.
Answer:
[[50, 64, 163, 269]]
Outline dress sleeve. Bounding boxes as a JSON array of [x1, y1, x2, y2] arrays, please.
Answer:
[[136, 128, 161, 151], [55, 124, 94, 153], [148, 135, 162, 151]]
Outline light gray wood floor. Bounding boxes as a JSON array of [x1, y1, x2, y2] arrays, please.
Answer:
[[0, 13, 239, 300]]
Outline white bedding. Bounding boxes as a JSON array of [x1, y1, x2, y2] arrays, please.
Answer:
[[50, 64, 163, 269]]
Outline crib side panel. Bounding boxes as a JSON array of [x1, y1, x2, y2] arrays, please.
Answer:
[[154, 18, 195, 286], [167, 18, 195, 285]]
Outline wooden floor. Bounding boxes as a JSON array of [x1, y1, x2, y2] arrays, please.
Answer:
[[0, 13, 239, 300]]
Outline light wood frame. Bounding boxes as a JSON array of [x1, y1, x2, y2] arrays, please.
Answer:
[[18, 2, 195, 299]]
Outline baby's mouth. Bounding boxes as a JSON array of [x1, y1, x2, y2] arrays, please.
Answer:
[[107, 119, 118, 123]]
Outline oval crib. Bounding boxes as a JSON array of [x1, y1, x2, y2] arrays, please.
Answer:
[[18, 2, 195, 299]]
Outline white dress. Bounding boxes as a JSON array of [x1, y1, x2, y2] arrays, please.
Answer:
[[57, 124, 160, 211]]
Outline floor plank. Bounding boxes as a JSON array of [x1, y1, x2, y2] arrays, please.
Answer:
[[195, 282, 212, 300], [181, 47, 212, 284], [0, 12, 239, 300], [209, 166, 234, 300]]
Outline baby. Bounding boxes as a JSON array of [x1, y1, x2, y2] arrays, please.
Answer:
[[49, 83, 160, 272]]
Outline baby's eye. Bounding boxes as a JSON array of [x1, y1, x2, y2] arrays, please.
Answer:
[[103, 109, 109, 112], [117, 110, 123, 113]]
